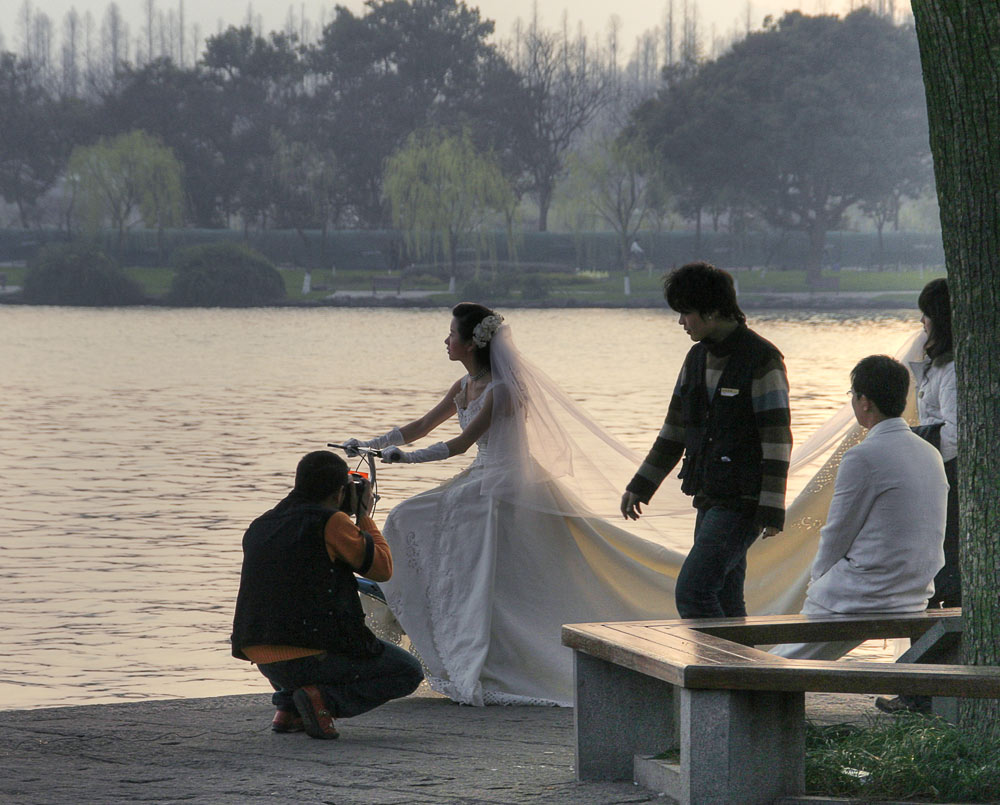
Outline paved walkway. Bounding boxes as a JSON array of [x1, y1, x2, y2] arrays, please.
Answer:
[[0, 688, 879, 804]]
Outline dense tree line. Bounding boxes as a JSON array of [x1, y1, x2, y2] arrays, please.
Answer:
[[0, 0, 931, 271], [632, 9, 931, 283]]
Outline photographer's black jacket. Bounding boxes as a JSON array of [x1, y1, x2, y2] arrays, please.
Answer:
[[231, 492, 382, 660]]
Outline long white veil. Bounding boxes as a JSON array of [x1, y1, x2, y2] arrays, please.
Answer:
[[478, 321, 927, 616]]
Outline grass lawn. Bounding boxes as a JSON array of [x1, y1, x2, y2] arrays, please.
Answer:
[[806, 715, 1000, 802]]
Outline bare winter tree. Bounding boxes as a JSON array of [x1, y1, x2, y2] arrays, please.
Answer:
[[61, 10, 81, 97], [509, 13, 613, 230], [102, 3, 129, 88], [143, 0, 156, 65]]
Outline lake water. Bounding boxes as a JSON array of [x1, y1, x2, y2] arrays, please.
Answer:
[[0, 306, 919, 710]]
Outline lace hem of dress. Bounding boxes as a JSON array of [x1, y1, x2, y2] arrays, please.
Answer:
[[425, 674, 566, 707]]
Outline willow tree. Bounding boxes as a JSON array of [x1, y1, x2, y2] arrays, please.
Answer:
[[384, 128, 515, 290], [910, 0, 1000, 739], [68, 130, 184, 258], [562, 134, 661, 276]]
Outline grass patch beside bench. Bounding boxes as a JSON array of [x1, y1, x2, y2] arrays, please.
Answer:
[[806, 714, 1000, 802]]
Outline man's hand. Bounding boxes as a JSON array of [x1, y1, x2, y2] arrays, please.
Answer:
[[621, 491, 643, 520], [359, 479, 376, 517], [760, 526, 781, 540]]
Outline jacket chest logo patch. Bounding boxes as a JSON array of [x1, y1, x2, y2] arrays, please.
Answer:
[[720, 388, 740, 397]]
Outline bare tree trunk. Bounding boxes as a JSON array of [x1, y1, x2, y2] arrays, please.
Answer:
[[537, 183, 552, 232], [911, 0, 1000, 740], [805, 223, 826, 287]]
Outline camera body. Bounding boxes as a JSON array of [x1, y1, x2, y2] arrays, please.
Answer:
[[339, 472, 371, 518]]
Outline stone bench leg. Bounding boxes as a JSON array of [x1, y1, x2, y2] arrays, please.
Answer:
[[680, 688, 805, 805], [572, 651, 677, 780]]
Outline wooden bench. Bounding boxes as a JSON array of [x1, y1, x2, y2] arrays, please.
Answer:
[[372, 275, 402, 295], [562, 609, 999, 805]]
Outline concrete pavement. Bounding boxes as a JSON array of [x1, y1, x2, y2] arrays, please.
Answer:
[[0, 687, 882, 804]]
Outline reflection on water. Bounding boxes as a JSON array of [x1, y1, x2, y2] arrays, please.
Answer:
[[0, 306, 917, 709]]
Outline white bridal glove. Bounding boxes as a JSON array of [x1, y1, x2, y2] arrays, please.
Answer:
[[381, 442, 450, 464], [343, 427, 404, 456]]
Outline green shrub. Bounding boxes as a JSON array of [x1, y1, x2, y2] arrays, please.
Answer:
[[458, 271, 520, 304], [458, 278, 491, 302], [22, 243, 144, 306], [169, 241, 285, 306], [519, 274, 550, 300]]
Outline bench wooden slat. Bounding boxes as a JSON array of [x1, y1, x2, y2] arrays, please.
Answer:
[[564, 623, 784, 687], [563, 613, 1000, 697], [568, 609, 960, 647], [684, 660, 1000, 696]]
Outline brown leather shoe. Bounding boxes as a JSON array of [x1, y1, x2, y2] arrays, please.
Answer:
[[271, 709, 304, 733], [292, 686, 339, 739]]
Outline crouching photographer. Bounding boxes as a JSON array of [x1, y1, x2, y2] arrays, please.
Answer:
[[231, 450, 423, 740]]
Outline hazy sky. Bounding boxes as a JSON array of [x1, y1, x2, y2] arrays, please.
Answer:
[[3, 0, 866, 56]]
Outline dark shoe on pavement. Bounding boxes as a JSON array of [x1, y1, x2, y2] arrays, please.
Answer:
[[875, 695, 931, 715], [292, 685, 339, 739], [271, 709, 304, 733]]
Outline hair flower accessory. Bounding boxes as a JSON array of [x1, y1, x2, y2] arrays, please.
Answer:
[[472, 314, 504, 347]]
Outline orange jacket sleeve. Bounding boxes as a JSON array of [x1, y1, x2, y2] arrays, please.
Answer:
[[323, 511, 393, 582]]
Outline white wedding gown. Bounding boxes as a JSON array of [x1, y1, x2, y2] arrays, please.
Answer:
[[381, 376, 684, 706]]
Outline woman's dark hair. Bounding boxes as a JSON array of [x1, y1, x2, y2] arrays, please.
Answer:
[[294, 450, 349, 503], [452, 302, 497, 366], [663, 261, 746, 324], [918, 278, 953, 359], [851, 355, 909, 418]]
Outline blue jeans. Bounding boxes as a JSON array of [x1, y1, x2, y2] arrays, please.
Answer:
[[257, 640, 423, 719], [675, 505, 759, 618]]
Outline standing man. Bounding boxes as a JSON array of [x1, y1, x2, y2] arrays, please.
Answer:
[[231, 450, 423, 739], [621, 262, 792, 618], [772, 355, 948, 660]]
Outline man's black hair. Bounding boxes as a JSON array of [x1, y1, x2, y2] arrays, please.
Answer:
[[851, 355, 909, 418], [663, 261, 746, 324], [294, 450, 349, 503]]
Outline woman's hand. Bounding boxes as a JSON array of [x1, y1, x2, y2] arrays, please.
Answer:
[[381, 446, 405, 463]]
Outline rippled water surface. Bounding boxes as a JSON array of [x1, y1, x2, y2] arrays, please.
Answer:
[[0, 306, 917, 709]]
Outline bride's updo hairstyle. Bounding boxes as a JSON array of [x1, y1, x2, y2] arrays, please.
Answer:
[[453, 302, 499, 367]]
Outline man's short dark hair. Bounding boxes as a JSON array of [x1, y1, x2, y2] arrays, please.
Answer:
[[851, 355, 909, 418], [663, 261, 746, 324], [294, 450, 349, 503]]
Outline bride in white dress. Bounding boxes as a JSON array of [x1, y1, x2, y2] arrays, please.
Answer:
[[344, 303, 685, 706]]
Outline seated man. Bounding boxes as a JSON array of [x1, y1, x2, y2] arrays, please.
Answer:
[[773, 355, 948, 660], [231, 450, 423, 739]]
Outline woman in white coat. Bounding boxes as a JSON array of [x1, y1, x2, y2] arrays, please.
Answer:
[[911, 278, 959, 608], [876, 278, 959, 715]]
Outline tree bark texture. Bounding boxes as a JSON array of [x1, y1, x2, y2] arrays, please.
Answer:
[[911, 0, 1000, 738]]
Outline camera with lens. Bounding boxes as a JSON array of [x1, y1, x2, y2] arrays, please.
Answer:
[[339, 472, 371, 518]]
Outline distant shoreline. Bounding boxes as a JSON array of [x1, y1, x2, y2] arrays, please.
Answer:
[[0, 291, 920, 311]]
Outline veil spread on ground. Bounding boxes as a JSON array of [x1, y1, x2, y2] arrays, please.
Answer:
[[479, 324, 689, 575], [480, 322, 927, 617]]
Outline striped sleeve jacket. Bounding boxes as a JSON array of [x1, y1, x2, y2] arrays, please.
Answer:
[[627, 325, 792, 530]]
